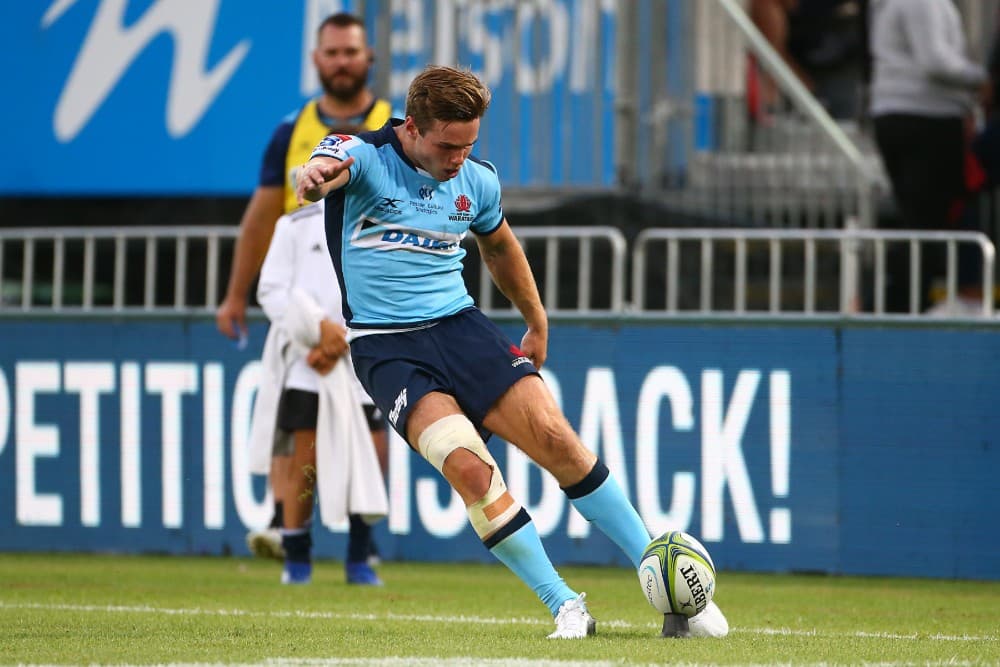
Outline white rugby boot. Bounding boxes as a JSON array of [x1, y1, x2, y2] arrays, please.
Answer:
[[688, 600, 729, 638], [547, 593, 597, 639]]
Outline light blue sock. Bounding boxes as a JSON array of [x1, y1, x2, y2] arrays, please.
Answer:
[[564, 460, 650, 568], [487, 509, 576, 617]]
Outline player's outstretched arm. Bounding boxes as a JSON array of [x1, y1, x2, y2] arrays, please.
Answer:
[[295, 156, 355, 204], [476, 219, 549, 368]]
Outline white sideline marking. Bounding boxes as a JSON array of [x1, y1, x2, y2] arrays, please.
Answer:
[[39, 661, 658, 667], [270, 661, 622, 666], [0, 600, 996, 644], [37, 663, 991, 667]]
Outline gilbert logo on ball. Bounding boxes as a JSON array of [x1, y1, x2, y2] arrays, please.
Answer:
[[638, 530, 716, 617]]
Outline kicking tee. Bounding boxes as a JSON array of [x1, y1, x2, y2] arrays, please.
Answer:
[[311, 119, 503, 329]]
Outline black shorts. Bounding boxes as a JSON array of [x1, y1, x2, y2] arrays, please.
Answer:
[[275, 388, 386, 434], [350, 307, 539, 443], [276, 388, 318, 433]]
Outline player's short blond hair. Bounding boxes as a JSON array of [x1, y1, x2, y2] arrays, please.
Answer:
[[405, 66, 491, 134]]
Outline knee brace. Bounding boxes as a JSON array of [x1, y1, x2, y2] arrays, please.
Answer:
[[417, 414, 522, 540]]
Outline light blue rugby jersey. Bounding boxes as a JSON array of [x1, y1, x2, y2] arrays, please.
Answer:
[[311, 119, 504, 329]]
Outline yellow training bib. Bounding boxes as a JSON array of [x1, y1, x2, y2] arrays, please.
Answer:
[[283, 98, 392, 213]]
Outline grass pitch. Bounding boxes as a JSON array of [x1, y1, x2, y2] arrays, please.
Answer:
[[1, 553, 997, 665]]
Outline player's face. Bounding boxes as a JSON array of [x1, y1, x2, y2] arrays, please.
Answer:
[[313, 24, 372, 102], [410, 118, 480, 182]]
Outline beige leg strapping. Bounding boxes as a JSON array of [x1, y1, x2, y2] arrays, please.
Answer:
[[417, 414, 522, 540]]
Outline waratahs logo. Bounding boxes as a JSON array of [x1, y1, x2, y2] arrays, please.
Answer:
[[449, 194, 475, 222]]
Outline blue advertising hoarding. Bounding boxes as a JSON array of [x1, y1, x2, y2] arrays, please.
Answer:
[[2, 0, 618, 195], [1, 318, 997, 580]]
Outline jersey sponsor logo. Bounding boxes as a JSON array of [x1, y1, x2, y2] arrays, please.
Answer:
[[351, 219, 466, 255], [379, 230, 461, 253], [411, 199, 443, 215], [418, 185, 435, 201]]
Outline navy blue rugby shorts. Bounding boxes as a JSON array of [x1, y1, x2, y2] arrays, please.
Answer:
[[350, 307, 538, 444]]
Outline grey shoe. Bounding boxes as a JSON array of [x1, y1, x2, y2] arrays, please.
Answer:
[[246, 528, 285, 560]]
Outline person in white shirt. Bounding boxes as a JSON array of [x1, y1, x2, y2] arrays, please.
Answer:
[[249, 198, 387, 585]]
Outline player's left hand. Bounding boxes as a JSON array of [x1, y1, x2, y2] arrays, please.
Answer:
[[520, 327, 548, 369], [318, 319, 348, 359]]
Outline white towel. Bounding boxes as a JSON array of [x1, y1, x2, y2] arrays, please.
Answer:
[[247, 326, 290, 475], [284, 287, 388, 528], [315, 357, 389, 527]]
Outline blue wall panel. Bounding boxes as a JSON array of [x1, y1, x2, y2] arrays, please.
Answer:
[[839, 328, 1000, 580], [0, 319, 996, 580]]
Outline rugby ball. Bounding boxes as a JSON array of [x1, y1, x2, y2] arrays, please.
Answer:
[[638, 531, 716, 617]]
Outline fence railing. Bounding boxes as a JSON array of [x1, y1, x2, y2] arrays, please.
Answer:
[[632, 228, 996, 318], [462, 226, 628, 316], [0, 225, 628, 316], [2, 226, 995, 321], [0, 226, 234, 313]]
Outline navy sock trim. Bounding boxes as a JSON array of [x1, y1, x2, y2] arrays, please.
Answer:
[[561, 460, 609, 499], [483, 508, 531, 550]]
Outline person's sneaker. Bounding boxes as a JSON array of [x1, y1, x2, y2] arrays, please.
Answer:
[[688, 600, 729, 638], [281, 560, 312, 585], [246, 528, 285, 560], [547, 593, 596, 639], [345, 561, 383, 586]]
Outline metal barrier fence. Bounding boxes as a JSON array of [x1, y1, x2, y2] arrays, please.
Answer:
[[462, 226, 627, 316], [1, 226, 995, 320], [0, 226, 627, 316], [632, 228, 996, 318], [0, 226, 233, 313]]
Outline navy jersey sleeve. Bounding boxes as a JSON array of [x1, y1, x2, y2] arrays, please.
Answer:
[[258, 121, 295, 187]]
